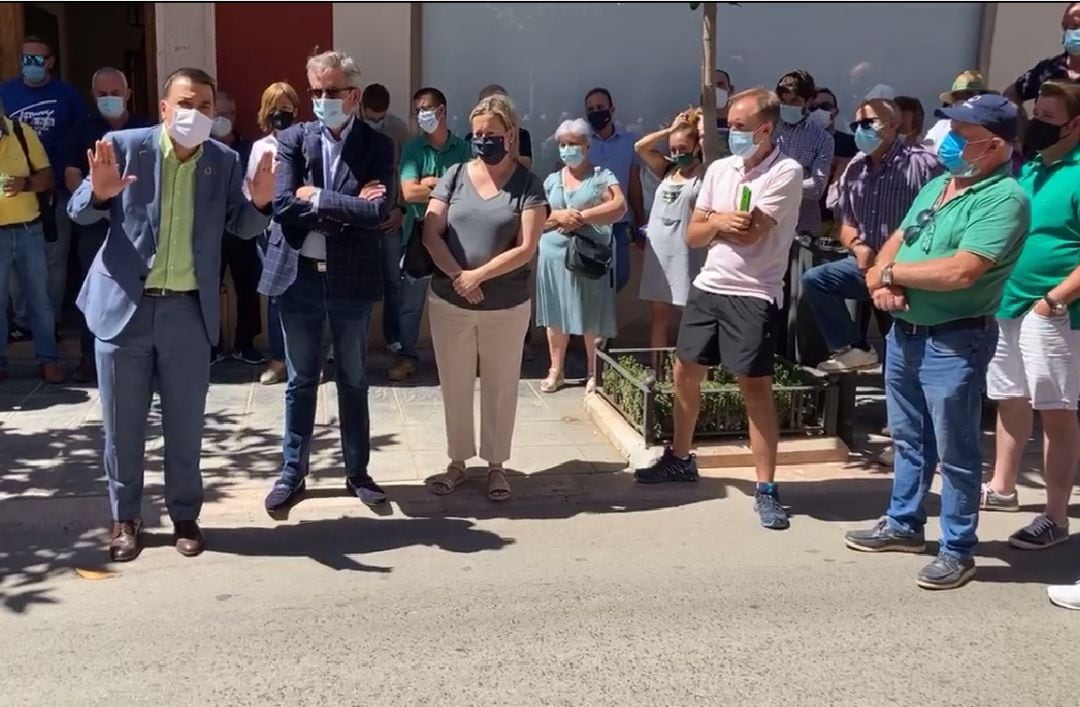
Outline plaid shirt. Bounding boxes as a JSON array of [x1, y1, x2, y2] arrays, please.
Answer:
[[836, 140, 944, 250], [776, 119, 834, 234], [1013, 53, 1078, 103]]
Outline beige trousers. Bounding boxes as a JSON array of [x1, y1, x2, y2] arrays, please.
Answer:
[[428, 293, 531, 464]]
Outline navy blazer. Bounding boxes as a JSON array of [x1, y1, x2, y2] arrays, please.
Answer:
[[68, 125, 270, 343], [265, 118, 395, 301]]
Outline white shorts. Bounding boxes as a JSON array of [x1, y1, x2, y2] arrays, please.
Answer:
[[987, 311, 1080, 411]]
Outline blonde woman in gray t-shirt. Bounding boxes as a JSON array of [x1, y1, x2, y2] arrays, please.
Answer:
[[421, 94, 548, 501]]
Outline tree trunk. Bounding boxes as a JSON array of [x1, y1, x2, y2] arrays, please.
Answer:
[[700, 2, 719, 163]]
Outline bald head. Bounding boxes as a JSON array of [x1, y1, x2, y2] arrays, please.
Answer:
[[91, 67, 129, 95]]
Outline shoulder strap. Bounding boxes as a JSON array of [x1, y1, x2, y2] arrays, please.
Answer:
[[11, 120, 41, 172]]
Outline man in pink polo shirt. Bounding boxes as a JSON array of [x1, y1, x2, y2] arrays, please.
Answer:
[[635, 88, 804, 530]]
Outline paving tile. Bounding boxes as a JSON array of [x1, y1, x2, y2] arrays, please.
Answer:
[[513, 419, 609, 447]]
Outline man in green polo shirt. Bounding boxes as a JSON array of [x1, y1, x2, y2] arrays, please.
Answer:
[[980, 81, 1080, 569], [392, 86, 471, 382], [844, 94, 1030, 591]]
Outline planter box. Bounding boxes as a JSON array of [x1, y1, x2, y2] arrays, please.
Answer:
[[596, 348, 840, 447]]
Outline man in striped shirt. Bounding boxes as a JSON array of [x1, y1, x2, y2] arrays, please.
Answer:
[[774, 70, 834, 236], [801, 98, 943, 372]]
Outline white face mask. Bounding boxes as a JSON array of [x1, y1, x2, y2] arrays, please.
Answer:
[[715, 88, 729, 108], [417, 109, 439, 134], [808, 109, 833, 130], [211, 116, 233, 139], [168, 107, 213, 149]]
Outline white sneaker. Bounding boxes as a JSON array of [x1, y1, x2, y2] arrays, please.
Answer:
[[1047, 581, 1080, 610], [818, 347, 879, 373]]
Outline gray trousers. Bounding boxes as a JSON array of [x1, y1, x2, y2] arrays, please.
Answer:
[[96, 293, 211, 522]]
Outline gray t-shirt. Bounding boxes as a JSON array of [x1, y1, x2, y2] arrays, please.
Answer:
[[430, 161, 548, 310]]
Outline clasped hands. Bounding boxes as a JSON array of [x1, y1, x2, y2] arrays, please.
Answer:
[[551, 208, 586, 234], [865, 263, 908, 312]]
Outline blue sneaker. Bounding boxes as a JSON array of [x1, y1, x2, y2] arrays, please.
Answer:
[[265, 477, 306, 518], [634, 447, 700, 484], [754, 485, 790, 530]]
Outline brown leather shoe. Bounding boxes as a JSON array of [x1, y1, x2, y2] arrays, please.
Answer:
[[109, 519, 144, 562], [174, 520, 205, 557], [40, 361, 65, 384]]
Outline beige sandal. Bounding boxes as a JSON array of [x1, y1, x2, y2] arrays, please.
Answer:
[[431, 464, 468, 496], [487, 467, 511, 502], [539, 369, 565, 394]]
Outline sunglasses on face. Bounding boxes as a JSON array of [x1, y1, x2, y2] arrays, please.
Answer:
[[22, 54, 47, 67], [809, 102, 835, 113], [308, 87, 351, 99], [849, 118, 883, 132]]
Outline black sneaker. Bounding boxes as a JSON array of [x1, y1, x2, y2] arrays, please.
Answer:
[[232, 345, 267, 366], [633, 447, 700, 484], [845, 517, 926, 553], [7, 325, 31, 343], [754, 486, 789, 530], [1008, 514, 1069, 551], [210, 348, 227, 366], [917, 553, 975, 590], [346, 475, 387, 506], [265, 477, 306, 518]]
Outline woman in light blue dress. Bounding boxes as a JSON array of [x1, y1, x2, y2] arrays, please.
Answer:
[[535, 118, 627, 394]]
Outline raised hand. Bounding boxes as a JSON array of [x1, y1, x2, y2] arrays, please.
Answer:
[[247, 150, 276, 208], [88, 139, 136, 201]]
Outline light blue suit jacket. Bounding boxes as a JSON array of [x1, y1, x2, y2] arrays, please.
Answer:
[[69, 125, 271, 344]]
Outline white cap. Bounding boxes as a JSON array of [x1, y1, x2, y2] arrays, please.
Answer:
[[864, 83, 895, 100]]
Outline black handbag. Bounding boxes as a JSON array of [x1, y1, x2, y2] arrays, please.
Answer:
[[564, 228, 612, 280], [401, 162, 465, 279]]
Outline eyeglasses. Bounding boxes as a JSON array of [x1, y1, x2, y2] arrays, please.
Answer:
[[902, 208, 937, 250], [21, 54, 47, 67], [308, 87, 352, 99], [849, 118, 883, 132]]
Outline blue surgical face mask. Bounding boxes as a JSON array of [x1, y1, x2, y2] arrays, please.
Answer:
[[937, 130, 992, 177], [780, 104, 805, 125], [559, 144, 585, 168], [854, 125, 884, 155], [313, 98, 349, 131], [96, 95, 126, 120], [1064, 28, 1080, 56], [728, 128, 759, 159], [365, 117, 385, 131], [417, 109, 439, 134], [22, 64, 46, 84]]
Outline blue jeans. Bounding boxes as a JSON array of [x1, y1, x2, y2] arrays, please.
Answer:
[[0, 221, 58, 369], [381, 229, 404, 350], [11, 195, 70, 329], [279, 264, 374, 482], [398, 273, 429, 361], [613, 222, 630, 293], [884, 323, 996, 559], [802, 256, 872, 352]]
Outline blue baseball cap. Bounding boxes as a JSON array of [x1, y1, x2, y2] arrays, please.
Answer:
[[934, 94, 1018, 142]]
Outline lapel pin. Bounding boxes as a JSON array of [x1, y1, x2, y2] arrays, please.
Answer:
[[204, 166, 213, 176]]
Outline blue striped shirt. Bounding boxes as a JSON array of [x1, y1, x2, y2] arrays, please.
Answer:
[[776, 118, 834, 235], [836, 140, 944, 250]]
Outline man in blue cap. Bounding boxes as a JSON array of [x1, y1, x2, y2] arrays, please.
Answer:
[[843, 93, 1030, 590]]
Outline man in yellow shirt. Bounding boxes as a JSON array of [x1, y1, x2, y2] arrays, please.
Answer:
[[0, 105, 63, 383]]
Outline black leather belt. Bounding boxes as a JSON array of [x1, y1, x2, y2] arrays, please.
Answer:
[[0, 217, 42, 230], [299, 256, 327, 273], [894, 316, 987, 337], [144, 288, 197, 298]]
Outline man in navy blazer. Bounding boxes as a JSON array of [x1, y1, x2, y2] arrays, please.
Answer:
[[262, 50, 395, 516], [68, 67, 275, 562]]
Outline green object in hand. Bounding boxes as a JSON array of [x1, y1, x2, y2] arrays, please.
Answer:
[[739, 185, 752, 212]]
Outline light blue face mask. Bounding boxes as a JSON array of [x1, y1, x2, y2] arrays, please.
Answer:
[[937, 130, 992, 177], [96, 96, 126, 120], [22, 64, 46, 84], [313, 98, 348, 130], [1065, 28, 1080, 56], [559, 144, 585, 167], [417, 109, 439, 134], [780, 104, 805, 125], [854, 125, 883, 155], [728, 128, 759, 159]]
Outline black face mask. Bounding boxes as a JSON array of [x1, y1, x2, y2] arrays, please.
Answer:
[[587, 109, 612, 131], [1024, 118, 1066, 158], [471, 135, 507, 165], [270, 109, 295, 131]]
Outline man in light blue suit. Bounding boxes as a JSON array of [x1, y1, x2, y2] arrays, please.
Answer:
[[68, 67, 276, 563]]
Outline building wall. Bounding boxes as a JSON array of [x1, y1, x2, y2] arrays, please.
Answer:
[[155, 1, 216, 94], [983, 2, 1069, 98], [332, 3, 416, 121]]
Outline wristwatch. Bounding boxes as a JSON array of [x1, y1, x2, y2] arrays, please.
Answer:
[[881, 263, 895, 286], [1044, 295, 1068, 316]]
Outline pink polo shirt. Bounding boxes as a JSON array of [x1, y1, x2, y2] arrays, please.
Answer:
[[693, 147, 804, 305]]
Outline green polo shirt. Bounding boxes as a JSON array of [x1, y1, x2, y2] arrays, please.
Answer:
[[145, 129, 201, 291], [998, 146, 1080, 328], [893, 167, 1029, 326], [400, 132, 471, 243]]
